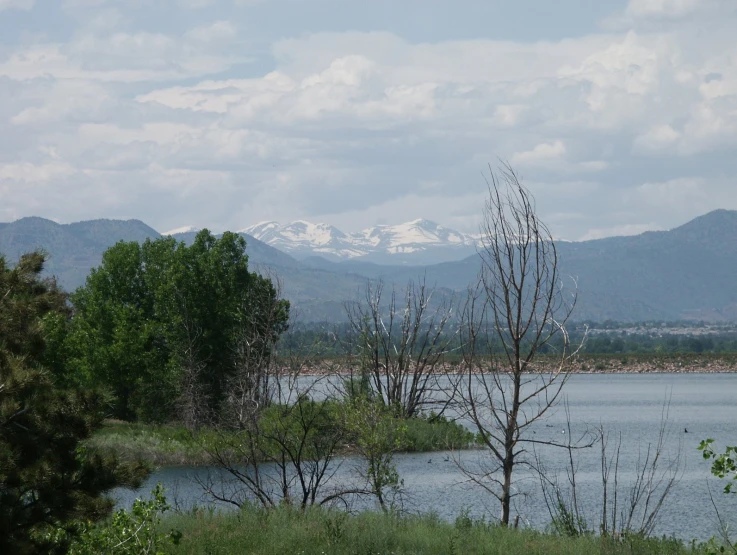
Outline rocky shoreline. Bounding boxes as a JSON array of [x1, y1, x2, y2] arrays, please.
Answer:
[[288, 355, 737, 376], [572, 357, 737, 374]]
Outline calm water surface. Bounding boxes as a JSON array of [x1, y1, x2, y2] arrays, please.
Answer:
[[114, 373, 737, 541]]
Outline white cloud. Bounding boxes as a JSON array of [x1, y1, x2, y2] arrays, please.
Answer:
[[633, 124, 681, 153], [0, 43, 233, 82], [62, 0, 109, 8], [181, 0, 216, 7], [510, 141, 566, 166], [10, 79, 114, 125], [636, 177, 707, 206], [625, 0, 701, 19], [679, 101, 737, 153], [0, 21, 246, 83], [184, 21, 237, 44], [0, 160, 76, 182], [605, 0, 737, 31], [492, 104, 529, 127], [0, 0, 33, 10], [1, 1, 736, 240]]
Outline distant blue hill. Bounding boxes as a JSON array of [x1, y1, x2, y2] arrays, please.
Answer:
[[2, 210, 737, 322]]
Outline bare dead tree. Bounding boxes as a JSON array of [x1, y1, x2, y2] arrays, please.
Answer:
[[454, 163, 584, 526], [344, 277, 456, 419]]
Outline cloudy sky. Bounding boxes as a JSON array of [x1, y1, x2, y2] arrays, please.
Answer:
[[1, 0, 736, 240]]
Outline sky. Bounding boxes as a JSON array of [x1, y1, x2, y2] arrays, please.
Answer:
[[1, 0, 736, 241]]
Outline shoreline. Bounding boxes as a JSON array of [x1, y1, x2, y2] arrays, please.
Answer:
[[286, 352, 737, 376], [290, 363, 737, 377]]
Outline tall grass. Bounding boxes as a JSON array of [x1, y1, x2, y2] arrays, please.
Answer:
[[86, 421, 212, 466], [162, 505, 701, 555], [88, 414, 477, 467]]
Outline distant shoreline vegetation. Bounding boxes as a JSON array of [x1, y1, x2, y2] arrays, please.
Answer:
[[279, 320, 737, 359], [260, 352, 737, 376]]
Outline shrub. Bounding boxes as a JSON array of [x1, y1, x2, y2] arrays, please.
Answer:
[[69, 484, 181, 555]]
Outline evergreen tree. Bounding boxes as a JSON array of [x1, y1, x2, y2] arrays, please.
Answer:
[[0, 252, 146, 554]]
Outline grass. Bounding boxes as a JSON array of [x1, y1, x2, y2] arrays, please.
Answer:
[[88, 414, 477, 467], [161, 505, 704, 555], [87, 421, 213, 466]]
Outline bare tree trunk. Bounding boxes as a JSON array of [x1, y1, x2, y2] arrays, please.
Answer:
[[345, 277, 456, 419], [454, 163, 584, 526]]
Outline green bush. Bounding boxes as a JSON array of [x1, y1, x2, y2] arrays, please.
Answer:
[[69, 484, 181, 555], [403, 413, 477, 452]]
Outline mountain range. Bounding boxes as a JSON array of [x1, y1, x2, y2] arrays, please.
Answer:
[[3, 210, 737, 322], [240, 219, 480, 264]]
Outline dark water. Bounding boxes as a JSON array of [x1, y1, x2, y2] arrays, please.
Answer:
[[114, 373, 737, 541]]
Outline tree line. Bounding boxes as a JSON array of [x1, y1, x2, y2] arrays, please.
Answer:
[[281, 322, 737, 357]]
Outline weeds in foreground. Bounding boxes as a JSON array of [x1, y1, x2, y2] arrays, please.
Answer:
[[161, 504, 711, 555]]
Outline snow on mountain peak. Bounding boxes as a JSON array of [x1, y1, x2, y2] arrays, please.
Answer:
[[240, 221, 279, 234], [243, 219, 480, 261], [162, 225, 201, 235]]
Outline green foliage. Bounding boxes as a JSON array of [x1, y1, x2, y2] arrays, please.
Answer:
[[548, 500, 589, 538], [698, 537, 735, 555], [258, 397, 344, 463], [86, 421, 215, 466], [343, 396, 407, 510], [281, 321, 737, 358], [403, 413, 478, 452], [697, 439, 736, 554], [68, 484, 181, 555], [343, 374, 373, 403], [65, 230, 289, 421], [699, 439, 737, 495], [162, 504, 703, 555], [88, 406, 474, 471], [0, 252, 147, 554]]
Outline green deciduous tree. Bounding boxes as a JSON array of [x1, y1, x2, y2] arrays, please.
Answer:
[[65, 230, 289, 422], [0, 252, 146, 554]]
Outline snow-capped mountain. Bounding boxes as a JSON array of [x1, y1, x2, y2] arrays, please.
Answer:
[[240, 219, 481, 264], [242, 220, 366, 259], [162, 225, 201, 236]]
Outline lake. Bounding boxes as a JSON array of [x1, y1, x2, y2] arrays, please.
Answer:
[[114, 372, 737, 541]]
